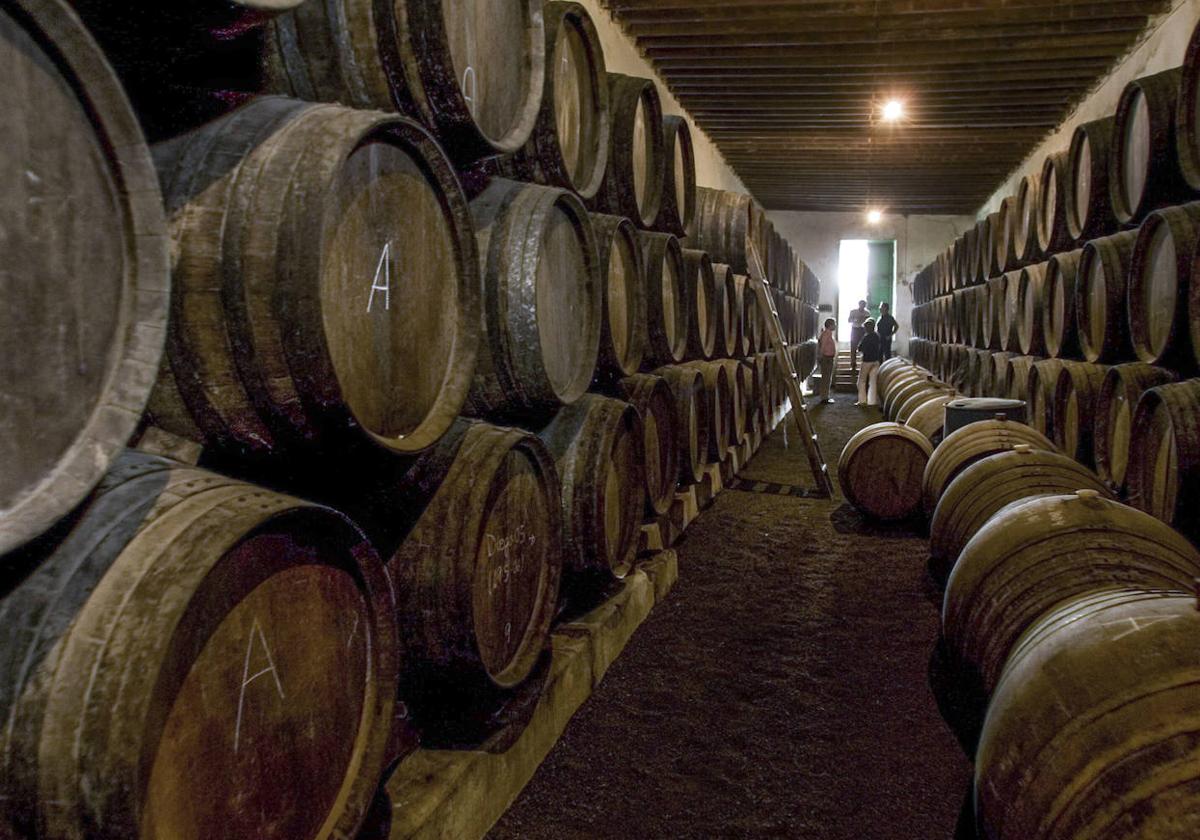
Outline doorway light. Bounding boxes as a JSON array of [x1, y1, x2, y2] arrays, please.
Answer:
[[881, 100, 905, 122]]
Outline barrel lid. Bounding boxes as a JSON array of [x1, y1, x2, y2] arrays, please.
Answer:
[[946, 398, 1025, 410]]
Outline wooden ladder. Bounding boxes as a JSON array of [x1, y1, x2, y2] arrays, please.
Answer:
[[746, 243, 835, 498]]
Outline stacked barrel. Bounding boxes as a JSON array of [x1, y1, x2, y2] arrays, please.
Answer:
[[0, 2, 819, 837]]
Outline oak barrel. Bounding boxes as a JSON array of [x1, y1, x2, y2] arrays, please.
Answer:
[[1127, 201, 1200, 369], [1051, 361, 1109, 465], [976, 589, 1200, 840], [1016, 262, 1049, 357], [619, 373, 681, 516], [656, 115, 696, 236], [1041, 249, 1083, 359], [592, 73, 665, 228], [150, 98, 480, 457], [999, 270, 1024, 352], [639, 232, 689, 368], [1065, 117, 1117, 244], [0, 0, 170, 557], [512, 2, 610, 200], [837, 423, 932, 521], [1094, 362, 1179, 491], [1026, 358, 1073, 440], [1075, 229, 1140, 363], [1011, 172, 1043, 267], [682, 249, 718, 360], [1110, 67, 1189, 224], [922, 418, 1055, 516], [694, 188, 752, 273], [712, 263, 739, 358], [653, 365, 709, 484], [1004, 355, 1038, 403], [590, 213, 647, 382], [1178, 17, 1200, 190], [266, 0, 545, 163], [539, 395, 644, 587], [929, 447, 1113, 583], [1126, 379, 1200, 538], [905, 394, 957, 446], [0, 451, 397, 840], [682, 361, 733, 462]]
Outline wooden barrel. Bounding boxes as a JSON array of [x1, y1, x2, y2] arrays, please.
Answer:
[[1004, 355, 1038, 403], [717, 359, 751, 445], [906, 393, 957, 446], [922, 418, 1056, 515], [838, 423, 933, 521], [929, 447, 1113, 582], [1127, 202, 1200, 369], [1032, 151, 1070, 255], [965, 222, 983, 285], [656, 115, 696, 236], [978, 214, 999, 283], [734, 275, 759, 358], [898, 384, 956, 426], [0, 0, 170, 556], [639, 232, 689, 368], [1015, 262, 1050, 357], [1026, 358, 1072, 440], [712, 263, 738, 358], [654, 365, 709, 484], [884, 374, 942, 421], [987, 202, 1008, 279], [1127, 379, 1200, 538], [266, 0, 544, 163], [150, 99, 480, 457], [539, 395, 644, 587], [682, 249, 717, 360], [1179, 18, 1200, 191], [1065, 116, 1117, 244], [682, 360, 733, 462], [984, 276, 1007, 350], [592, 73, 665, 228], [694, 188, 752, 273], [999, 270, 1024, 352], [976, 589, 1200, 840], [1110, 67, 1188, 225], [1052, 361, 1109, 465], [943, 491, 1200, 697], [0, 451, 397, 840], [619, 374, 680, 516], [965, 284, 987, 349], [878, 359, 926, 401], [1094, 362, 1179, 491], [467, 178, 600, 421], [589, 213, 646, 382], [1075, 228, 1140, 363], [1041, 249, 1083, 359], [1013, 172, 1043, 266], [512, 1, 610, 200]]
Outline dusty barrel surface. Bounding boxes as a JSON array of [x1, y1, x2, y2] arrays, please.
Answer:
[[1075, 228, 1140, 363], [717, 359, 752, 445], [976, 589, 1200, 840], [266, 0, 545, 162], [656, 115, 696, 236], [539, 395, 644, 588], [838, 423, 933, 521], [1041, 249, 1083, 359], [1127, 202, 1200, 369], [988, 352, 1016, 397], [1011, 172, 1042, 267], [1004, 355, 1038, 403], [1065, 117, 1117, 244], [998, 270, 1023, 352], [639, 232, 689, 368], [694, 188, 752, 273], [0, 451, 397, 840], [1037, 151, 1072, 257], [1052, 361, 1109, 465], [734, 275, 760, 358], [149, 98, 479, 458], [1126, 379, 1200, 537], [984, 276, 1007, 350], [1094, 362, 1179, 491], [1110, 67, 1188, 224], [682, 249, 718, 360], [590, 213, 647, 383], [929, 447, 1113, 583], [654, 365, 709, 484], [468, 178, 601, 421], [592, 73, 665, 228], [682, 360, 733, 462], [712, 263, 739, 358], [922, 418, 1056, 516], [943, 492, 1200, 698], [0, 0, 170, 557], [619, 374, 680, 516], [512, 1, 610, 199], [1016, 262, 1050, 357], [906, 393, 957, 445], [1026, 358, 1072, 440], [1179, 18, 1200, 190]]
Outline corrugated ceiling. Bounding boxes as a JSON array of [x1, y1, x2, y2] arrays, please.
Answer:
[[601, 0, 1173, 213]]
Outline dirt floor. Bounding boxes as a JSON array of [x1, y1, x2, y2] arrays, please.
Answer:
[[488, 399, 972, 840]]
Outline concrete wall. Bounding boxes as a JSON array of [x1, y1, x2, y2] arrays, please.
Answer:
[[767, 211, 976, 347], [579, 0, 747, 193], [978, 0, 1199, 216]]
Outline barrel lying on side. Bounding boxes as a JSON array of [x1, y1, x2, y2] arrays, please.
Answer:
[[712, 263, 739, 358], [654, 365, 709, 484], [838, 423, 932, 521], [266, 0, 546, 163], [590, 213, 647, 383], [1094, 362, 1179, 492], [619, 374, 680, 516], [0, 451, 397, 840], [1075, 229, 1140, 363], [1127, 379, 1200, 539], [1109, 67, 1188, 225], [1127, 202, 1200, 370], [1037, 151, 1072, 257], [922, 418, 1056, 516], [682, 360, 732, 462], [591, 73, 665, 228], [656, 115, 696, 236], [1052, 361, 1109, 465], [1041, 249, 1083, 359], [1, 0, 170, 557], [1065, 116, 1117, 244], [682, 249, 718, 360], [149, 98, 480, 459], [639, 232, 689, 368]]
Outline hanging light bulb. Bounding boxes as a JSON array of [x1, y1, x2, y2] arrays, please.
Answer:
[[881, 99, 905, 122], [867, 209, 883, 224]]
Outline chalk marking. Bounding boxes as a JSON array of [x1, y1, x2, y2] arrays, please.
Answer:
[[234, 618, 285, 753], [366, 241, 392, 313], [463, 66, 477, 117], [346, 612, 360, 650], [1101, 615, 1179, 641]]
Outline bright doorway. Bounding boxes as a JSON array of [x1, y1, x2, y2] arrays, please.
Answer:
[[836, 239, 896, 345]]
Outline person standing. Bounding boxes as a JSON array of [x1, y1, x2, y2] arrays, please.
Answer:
[[847, 300, 869, 372], [856, 319, 883, 406], [877, 302, 898, 360], [817, 318, 837, 403]]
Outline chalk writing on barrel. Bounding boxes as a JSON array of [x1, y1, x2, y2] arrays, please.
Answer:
[[234, 618, 286, 753], [367, 241, 392, 313], [463, 66, 477, 117]]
